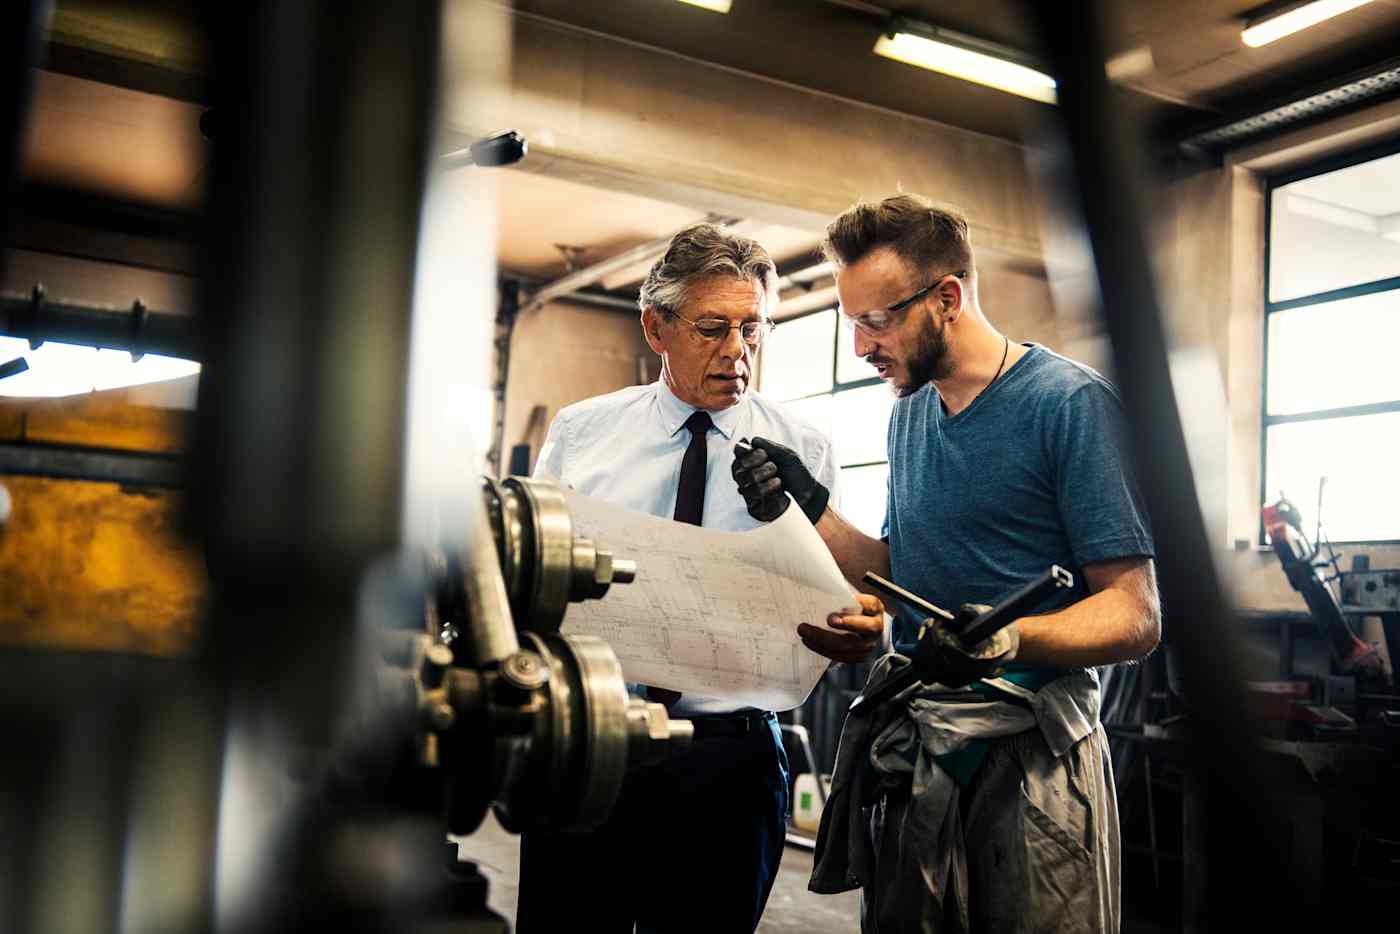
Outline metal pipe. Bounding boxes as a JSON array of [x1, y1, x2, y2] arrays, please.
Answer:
[[554, 289, 641, 313], [778, 261, 835, 290], [486, 281, 519, 478], [0, 289, 200, 359], [519, 213, 739, 316], [461, 491, 522, 666]]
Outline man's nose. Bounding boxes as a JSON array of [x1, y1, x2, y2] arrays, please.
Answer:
[[717, 326, 746, 361], [853, 327, 876, 359]]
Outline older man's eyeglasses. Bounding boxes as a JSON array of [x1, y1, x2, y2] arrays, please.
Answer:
[[839, 270, 966, 336], [669, 310, 775, 345]]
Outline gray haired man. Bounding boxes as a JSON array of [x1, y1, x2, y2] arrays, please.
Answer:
[[515, 224, 884, 932]]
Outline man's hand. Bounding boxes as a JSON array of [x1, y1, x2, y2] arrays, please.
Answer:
[[799, 593, 885, 664], [732, 436, 830, 525], [913, 603, 1020, 688]]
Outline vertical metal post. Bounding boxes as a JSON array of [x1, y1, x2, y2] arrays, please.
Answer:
[[195, 1, 443, 928], [1025, 0, 1299, 925], [0, 0, 50, 283]]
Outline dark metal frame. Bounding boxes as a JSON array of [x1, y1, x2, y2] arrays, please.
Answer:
[[1260, 134, 1400, 545]]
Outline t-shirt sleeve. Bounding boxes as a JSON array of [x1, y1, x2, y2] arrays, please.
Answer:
[[1051, 383, 1155, 567], [880, 463, 893, 542], [532, 412, 569, 483]]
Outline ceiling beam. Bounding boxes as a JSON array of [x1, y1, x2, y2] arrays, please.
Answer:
[[455, 7, 1046, 270]]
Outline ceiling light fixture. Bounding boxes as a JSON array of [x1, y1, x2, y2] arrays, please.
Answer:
[[1241, 0, 1376, 48], [873, 17, 1057, 105], [673, 0, 732, 13]]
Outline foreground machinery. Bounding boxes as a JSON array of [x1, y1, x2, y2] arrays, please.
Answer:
[[347, 477, 690, 842], [1, 3, 689, 932]]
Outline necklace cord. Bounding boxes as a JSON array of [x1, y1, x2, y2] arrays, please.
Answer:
[[983, 335, 1010, 397]]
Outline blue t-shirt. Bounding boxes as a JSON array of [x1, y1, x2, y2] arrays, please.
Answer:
[[884, 343, 1154, 697]]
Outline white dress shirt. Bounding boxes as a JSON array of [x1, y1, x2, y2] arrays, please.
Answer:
[[534, 379, 840, 715]]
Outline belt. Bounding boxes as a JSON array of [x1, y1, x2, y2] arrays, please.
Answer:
[[687, 710, 773, 741]]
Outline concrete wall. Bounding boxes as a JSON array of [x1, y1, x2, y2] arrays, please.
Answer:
[[501, 298, 653, 476], [979, 259, 1061, 351]]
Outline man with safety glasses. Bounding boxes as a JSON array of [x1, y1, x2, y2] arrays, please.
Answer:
[[516, 222, 877, 933], [733, 194, 1160, 931]]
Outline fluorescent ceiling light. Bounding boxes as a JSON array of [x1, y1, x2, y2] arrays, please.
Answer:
[[1242, 0, 1375, 48], [874, 22, 1057, 105], [673, 0, 731, 13], [0, 337, 200, 398]]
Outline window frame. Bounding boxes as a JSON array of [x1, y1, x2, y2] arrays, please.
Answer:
[[765, 305, 887, 467], [1260, 136, 1400, 545]]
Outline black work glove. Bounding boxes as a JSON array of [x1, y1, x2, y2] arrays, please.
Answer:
[[731, 436, 830, 524], [911, 603, 1020, 688]]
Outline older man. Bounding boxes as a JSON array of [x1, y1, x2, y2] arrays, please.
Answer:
[[515, 223, 883, 933], [734, 195, 1160, 931]]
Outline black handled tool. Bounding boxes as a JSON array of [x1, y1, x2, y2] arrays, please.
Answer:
[[850, 565, 1074, 712]]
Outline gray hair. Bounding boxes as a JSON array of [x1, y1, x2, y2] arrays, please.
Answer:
[[638, 223, 780, 317]]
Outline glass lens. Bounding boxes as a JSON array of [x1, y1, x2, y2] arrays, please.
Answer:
[[740, 321, 772, 344], [693, 318, 730, 339], [837, 315, 877, 383]]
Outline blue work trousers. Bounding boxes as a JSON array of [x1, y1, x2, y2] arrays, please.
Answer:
[[516, 712, 789, 933]]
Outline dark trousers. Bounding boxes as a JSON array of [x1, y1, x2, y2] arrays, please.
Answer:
[[516, 712, 790, 933]]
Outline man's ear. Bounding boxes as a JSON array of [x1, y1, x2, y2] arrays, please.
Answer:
[[936, 275, 966, 323], [641, 306, 669, 354]]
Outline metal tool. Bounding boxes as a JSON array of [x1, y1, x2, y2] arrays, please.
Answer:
[[861, 571, 956, 624], [851, 565, 1074, 712]]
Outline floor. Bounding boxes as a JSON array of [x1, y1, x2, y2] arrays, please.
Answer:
[[453, 815, 861, 932]]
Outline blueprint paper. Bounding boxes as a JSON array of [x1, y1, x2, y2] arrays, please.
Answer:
[[559, 488, 860, 711]]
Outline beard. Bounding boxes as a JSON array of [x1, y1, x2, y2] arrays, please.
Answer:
[[893, 315, 951, 397]]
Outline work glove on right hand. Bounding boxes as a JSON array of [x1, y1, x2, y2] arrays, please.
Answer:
[[912, 603, 1020, 688], [731, 436, 830, 525]]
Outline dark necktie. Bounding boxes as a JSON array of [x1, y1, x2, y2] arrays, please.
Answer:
[[646, 410, 713, 709], [672, 410, 712, 526]]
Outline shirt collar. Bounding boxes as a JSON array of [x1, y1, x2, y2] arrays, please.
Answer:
[[653, 379, 744, 440]]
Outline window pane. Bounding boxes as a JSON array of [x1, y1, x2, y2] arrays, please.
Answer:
[[761, 310, 834, 401], [836, 315, 878, 384], [1269, 152, 1400, 303], [832, 383, 895, 466], [1264, 412, 1400, 542], [839, 463, 888, 539], [785, 393, 835, 441], [1267, 290, 1400, 415]]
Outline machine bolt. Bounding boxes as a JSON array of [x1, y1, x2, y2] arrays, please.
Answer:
[[420, 641, 453, 689], [427, 702, 457, 731], [500, 650, 549, 691]]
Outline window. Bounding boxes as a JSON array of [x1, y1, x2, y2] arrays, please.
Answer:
[[1263, 143, 1400, 543], [760, 308, 892, 537]]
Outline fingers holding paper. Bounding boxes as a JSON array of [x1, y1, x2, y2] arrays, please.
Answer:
[[799, 592, 885, 664]]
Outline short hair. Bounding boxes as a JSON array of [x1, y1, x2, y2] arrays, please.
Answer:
[[638, 223, 779, 317], [821, 194, 974, 277]]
